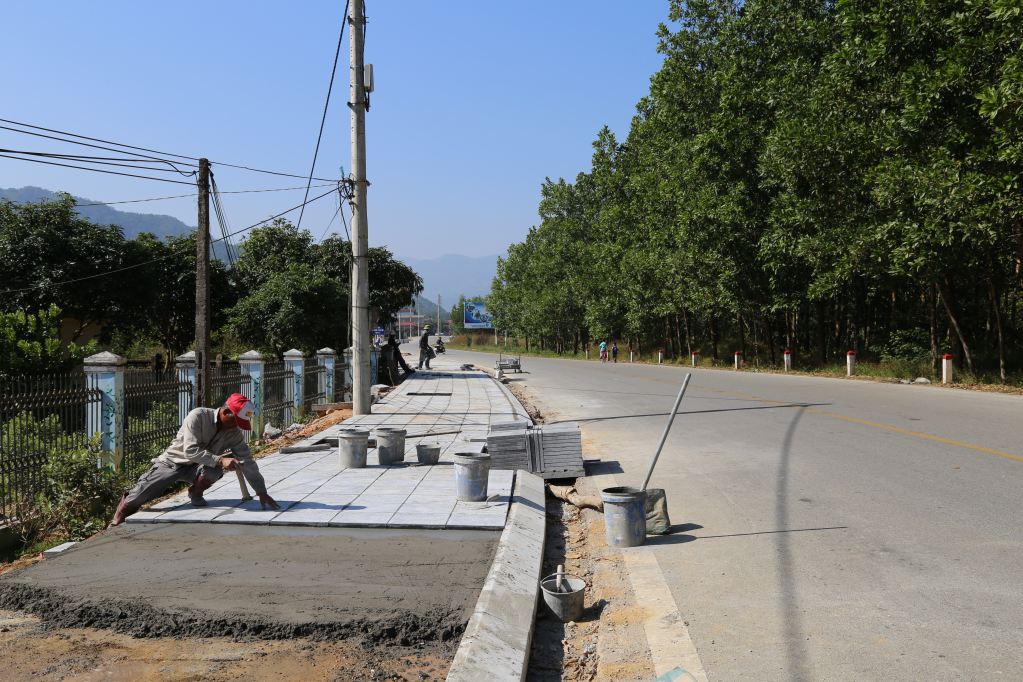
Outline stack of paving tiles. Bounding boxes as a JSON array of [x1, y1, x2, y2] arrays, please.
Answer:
[[485, 421, 585, 479], [486, 421, 531, 471], [536, 422, 584, 477]]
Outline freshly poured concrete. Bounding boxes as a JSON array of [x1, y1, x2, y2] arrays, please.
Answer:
[[128, 362, 528, 531]]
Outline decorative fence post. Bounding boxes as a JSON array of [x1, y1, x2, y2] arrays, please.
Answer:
[[942, 353, 953, 384], [238, 350, 265, 439], [175, 352, 196, 425], [370, 345, 381, 384], [847, 351, 856, 376], [85, 352, 126, 471], [343, 347, 354, 402], [317, 348, 336, 403], [734, 351, 742, 369], [784, 350, 792, 372], [284, 349, 305, 419], [691, 351, 698, 367]]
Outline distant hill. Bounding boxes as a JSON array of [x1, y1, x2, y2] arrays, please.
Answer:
[[1, 186, 234, 261], [413, 294, 449, 320], [1, 186, 194, 240], [402, 254, 500, 309]]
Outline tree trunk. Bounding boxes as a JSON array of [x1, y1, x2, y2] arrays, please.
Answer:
[[737, 313, 746, 357], [682, 309, 692, 356], [989, 277, 1006, 382], [929, 282, 938, 375], [938, 281, 975, 375], [816, 300, 826, 366], [710, 312, 720, 365], [764, 314, 776, 366]]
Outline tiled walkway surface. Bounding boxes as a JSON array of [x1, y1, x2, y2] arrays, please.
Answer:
[[127, 359, 531, 530]]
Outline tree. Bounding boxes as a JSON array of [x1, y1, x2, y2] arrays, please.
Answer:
[[0, 305, 99, 378]]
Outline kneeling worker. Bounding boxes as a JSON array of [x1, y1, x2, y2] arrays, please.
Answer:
[[110, 393, 280, 526]]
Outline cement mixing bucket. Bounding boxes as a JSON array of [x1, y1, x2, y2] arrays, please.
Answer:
[[338, 429, 369, 468], [416, 443, 441, 465], [601, 486, 647, 547], [453, 453, 491, 501], [375, 427, 407, 466], [540, 573, 586, 622]]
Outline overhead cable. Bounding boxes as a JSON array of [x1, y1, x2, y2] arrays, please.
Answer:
[[70, 183, 336, 207], [0, 153, 196, 185]]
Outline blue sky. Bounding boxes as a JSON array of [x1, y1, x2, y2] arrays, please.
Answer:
[[1, 1, 674, 261]]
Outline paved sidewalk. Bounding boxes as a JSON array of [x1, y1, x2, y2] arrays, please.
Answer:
[[128, 358, 530, 530]]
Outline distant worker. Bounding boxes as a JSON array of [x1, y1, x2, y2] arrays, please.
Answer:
[[599, 340, 608, 362], [109, 393, 280, 526], [418, 324, 433, 370], [612, 342, 619, 363], [387, 334, 414, 374]]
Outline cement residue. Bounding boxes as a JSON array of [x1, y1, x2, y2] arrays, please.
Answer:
[[0, 526, 496, 648]]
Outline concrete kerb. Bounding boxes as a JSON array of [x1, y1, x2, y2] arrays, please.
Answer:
[[447, 470, 546, 682]]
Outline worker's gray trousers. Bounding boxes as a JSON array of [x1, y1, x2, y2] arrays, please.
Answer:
[[124, 460, 224, 507], [418, 349, 431, 369]]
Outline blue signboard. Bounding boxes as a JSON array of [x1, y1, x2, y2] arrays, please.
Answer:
[[464, 301, 494, 329]]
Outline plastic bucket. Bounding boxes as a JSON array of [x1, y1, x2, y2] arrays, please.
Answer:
[[539, 573, 586, 622], [375, 427, 407, 466], [453, 454, 491, 501], [600, 486, 647, 547], [416, 443, 441, 465], [338, 429, 369, 468]]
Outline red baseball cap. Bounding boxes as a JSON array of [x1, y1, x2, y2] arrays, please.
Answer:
[[227, 393, 256, 430]]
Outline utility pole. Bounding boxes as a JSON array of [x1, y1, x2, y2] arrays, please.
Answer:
[[195, 158, 212, 409], [349, 0, 371, 414], [437, 295, 441, 337]]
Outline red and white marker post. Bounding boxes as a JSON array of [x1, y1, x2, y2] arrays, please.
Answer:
[[942, 353, 953, 384], [734, 351, 742, 369], [847, 350, 856, 376], [658, 349, 664, 364], [585, 348, 589, 360], [692, 351, 698, 367], [630, 348, 634, 363], [783, 350, 792, 372]]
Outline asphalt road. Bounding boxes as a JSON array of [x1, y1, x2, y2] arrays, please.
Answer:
[[449, 349, 1023, 681]]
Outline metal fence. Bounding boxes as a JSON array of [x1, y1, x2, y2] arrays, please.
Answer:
[[122, 369, 192, 482], [0, 374, 102, 520], [304, 359, 326, 413], [262, 362, 295, 432]]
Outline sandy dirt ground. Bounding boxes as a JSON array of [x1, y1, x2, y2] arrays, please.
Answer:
[[0, 609, 452, 681]]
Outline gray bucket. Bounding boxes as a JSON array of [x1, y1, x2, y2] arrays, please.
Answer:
[[416, 442, 441, 465], [540, 573, 586, 622], [375, 427, 407, 466], [453, 453, 490, 501], [601, 486, 647, 547], [338, 429, 369, 468]]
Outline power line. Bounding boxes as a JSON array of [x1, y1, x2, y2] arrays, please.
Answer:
[[0, 153, 196, 185], [297, 0, 350, 231], [69, 183, 336, 207], [0, 124, 194, 167], [0, 187, 339, 295], [0, 148, 196, 175], [0, 118, 338, 182]]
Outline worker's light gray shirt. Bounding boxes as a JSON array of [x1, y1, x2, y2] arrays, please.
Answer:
[[157, 407, 267, 495]]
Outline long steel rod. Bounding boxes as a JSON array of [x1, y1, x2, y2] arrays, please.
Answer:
[[641, 372, 692, 491]]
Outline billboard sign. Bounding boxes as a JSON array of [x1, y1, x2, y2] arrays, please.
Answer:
[[464, 301, 494, 329]]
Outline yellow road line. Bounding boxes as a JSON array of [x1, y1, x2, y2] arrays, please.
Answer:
[[542, 358, 1023, 463]]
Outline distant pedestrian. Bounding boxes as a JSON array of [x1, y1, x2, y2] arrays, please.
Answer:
[[599, 340, 608, 362], [418, 325, 433, 370], [388, 334, 413, 374], [612, 342, 618, 363]]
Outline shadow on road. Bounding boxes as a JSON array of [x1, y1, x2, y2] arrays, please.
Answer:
[[552, 402, 830, 426], [777, 406, 811, 682]]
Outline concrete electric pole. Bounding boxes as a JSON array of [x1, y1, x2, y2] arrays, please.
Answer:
[[349, 0, 371, 414], [195, 158, 212, 409]]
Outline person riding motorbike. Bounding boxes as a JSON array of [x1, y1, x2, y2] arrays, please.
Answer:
[[434, 337, 446, 354]]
